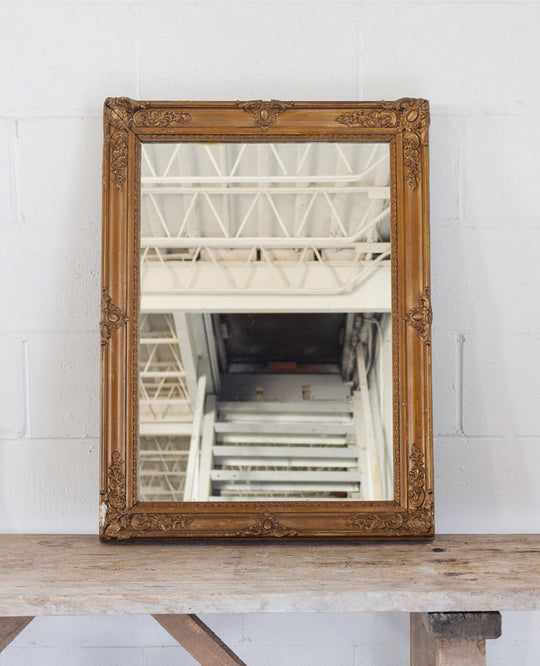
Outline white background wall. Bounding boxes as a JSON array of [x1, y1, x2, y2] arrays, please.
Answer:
[[1, 0, 539, 664]]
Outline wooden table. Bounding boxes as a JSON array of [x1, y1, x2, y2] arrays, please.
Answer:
[[1, 534, 539, 664]]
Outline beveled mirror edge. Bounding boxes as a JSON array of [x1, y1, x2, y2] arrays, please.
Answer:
[[100, 97, 432, 541]]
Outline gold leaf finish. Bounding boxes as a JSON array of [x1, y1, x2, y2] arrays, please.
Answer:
[[404, 287, 433, 345], [335, 110, 397, 128], [101, 98, 432, 541], [236, 511, 298, 537], [106, 451, 126, 509], [345, 444, 433, 536], [237, 100, 295, 130], [100, 288, 128, 346], [133, 109, 192, 128]]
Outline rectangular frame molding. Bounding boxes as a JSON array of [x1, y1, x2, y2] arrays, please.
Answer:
[[100, 98, 433, 541]]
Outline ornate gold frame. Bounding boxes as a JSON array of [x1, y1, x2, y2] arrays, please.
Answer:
[[100, 98, 433, 540]]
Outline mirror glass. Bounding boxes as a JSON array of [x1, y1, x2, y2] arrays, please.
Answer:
[[138, 141, 392, 502]]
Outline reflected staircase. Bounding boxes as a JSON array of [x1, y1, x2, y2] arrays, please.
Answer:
[[198, 400, 362, 500]]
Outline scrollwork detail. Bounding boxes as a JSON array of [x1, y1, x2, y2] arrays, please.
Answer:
[[133, 109, 192, 128], [403, 130, 421, 191], [404, 287, 432, 345], [237, 100, 295, 130], [106, 451, 126, 509], [236, 511, 298, 537], [345, 443, 433, 536], [100, 288, 128, 346], [335, 109, 397, 128]]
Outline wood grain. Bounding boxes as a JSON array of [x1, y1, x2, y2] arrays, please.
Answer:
[[1, 535, 539, 617], [154, 614, 246, 666], [0, 617, 33, 653], [410, 613, 497, 666]]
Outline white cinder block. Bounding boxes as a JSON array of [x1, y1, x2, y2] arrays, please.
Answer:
[[138, 3, 363, 100], [244, 612, 407, 646], [488, 640, 540, 666], [0, 647, 144, 666], [0, 337, 26, 438], [431, 330, 459, 436], [0, 120, 17, 225], [0, 223, 100, 333], [18, 118, 102, 231], [0, 4, 137, 115], [27, 614, 242, 649], [435, 436, 540, 533], [429, 115, 461, 224], [362, 4, 540, 113], [0, 439, 99, 533], [431, 226, 540, 333], [462, 334, 540, 437], [28, 334, 100, 439], [464, 115, 540, 225], [142, 647, 202, 666], [213, 642, 355, 666]]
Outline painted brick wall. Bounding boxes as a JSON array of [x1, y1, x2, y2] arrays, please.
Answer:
[[1, 1, 539, 664]]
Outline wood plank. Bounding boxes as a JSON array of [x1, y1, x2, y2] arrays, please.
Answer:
[[0, 535, 540, 616], [0, 617, 33, 653], [423, 612, 501, 640], [410, 612, 501, 666], [153, 614, 246, 666]]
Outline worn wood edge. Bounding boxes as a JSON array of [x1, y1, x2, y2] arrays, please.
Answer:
[[423, 612, 502, 640], [0, 617, 33, 653], [411, 614, 491, 666], [0, 590, 536, 618], [154, 614, 246, 666]]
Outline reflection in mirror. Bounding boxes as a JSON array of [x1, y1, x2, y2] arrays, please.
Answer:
[[138, 141, 392, 502]]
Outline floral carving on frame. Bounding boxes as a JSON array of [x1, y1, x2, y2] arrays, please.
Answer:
[[237, 100, 295, 130], [100, 289, 128, 346], [335, 110, 397, 128], [132, 109, 192, 128], [345, 444, 433, 536], [236, 511, 298, 537], [404, 287, 433, 345]]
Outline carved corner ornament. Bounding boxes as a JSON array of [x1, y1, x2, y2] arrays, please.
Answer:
[[101, 452, 193, 538], [394, 98, 429, 191], [237, 100, 295, 130], [404, 287, 433, 345], [104, 98, 192, 190], [104, 98, 138, 191], [345, 444, 433, 536], [334, 98, 429, 191], [236, 511, 298, 537], [100, 289, 128, 346]]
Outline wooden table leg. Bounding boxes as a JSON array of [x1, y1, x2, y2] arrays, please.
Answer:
[[153, 614, 246, 666], [411, 612, 502, 665], [0, 617, 34, 653]]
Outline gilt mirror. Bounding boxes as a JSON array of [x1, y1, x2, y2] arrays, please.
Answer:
[[100, 98, 433, 540]]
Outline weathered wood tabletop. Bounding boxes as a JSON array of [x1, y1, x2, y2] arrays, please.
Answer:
[[1, 534, 539, 617]]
